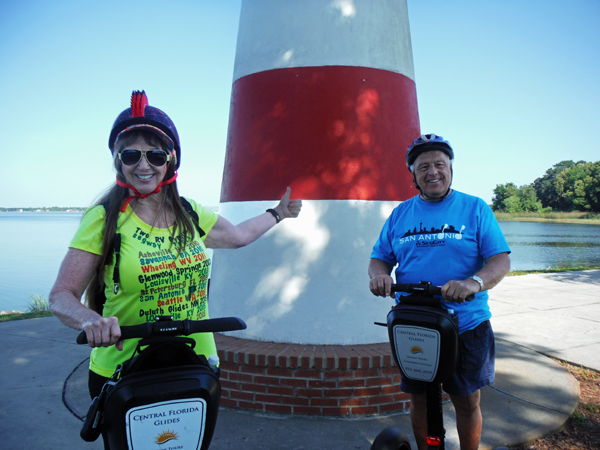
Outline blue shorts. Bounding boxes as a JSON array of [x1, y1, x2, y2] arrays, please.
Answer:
[[399, 320, 495, 397]]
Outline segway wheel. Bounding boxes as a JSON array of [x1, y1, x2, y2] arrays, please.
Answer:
[[371, 426, 411, 450]]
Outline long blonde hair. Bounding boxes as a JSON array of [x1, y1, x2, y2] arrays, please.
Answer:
[[85, 130, 196, 313]]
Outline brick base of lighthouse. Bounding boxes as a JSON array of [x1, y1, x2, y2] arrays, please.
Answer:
[[214, 334, 447, 416]]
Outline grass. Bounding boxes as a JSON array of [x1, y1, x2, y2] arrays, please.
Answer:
[[507, 266, 600, 277], [26, 294, 51, 312], [0, 310, 53, 322], [495, 211, 600, 225], [579, 366, 600, 382], [0, 295, 53, 322], [572, 411, 588, 426]]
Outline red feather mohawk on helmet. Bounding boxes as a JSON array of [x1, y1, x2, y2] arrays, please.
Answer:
[[109, 90, 181, 169], [130, 90, 148, 117]]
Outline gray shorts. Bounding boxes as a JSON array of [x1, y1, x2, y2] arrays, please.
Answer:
[[399, 320, 495, 397]]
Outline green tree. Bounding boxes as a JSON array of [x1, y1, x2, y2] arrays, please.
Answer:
[[555, 161, 600, 212], [532, 160, 584, 209], [517, 184, 543, 212], [503, 195, 523, 213], [586, 162, 600, 211], [491, 182, 519, 211], [491, 182, 542, 212]]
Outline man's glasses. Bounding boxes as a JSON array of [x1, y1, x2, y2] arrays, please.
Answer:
[[118, 149, 171, 167]]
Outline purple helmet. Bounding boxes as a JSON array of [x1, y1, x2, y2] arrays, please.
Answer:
[[406, 133, 453, 170], [108, 91, 181, 169]]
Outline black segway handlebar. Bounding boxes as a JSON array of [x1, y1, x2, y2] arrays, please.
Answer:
[[76, 316, 247, 345], [391, 281, 475, 304], [391, 282, 443, 296]]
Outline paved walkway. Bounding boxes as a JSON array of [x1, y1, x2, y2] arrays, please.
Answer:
[[490, 269, 600, 371], [0, 270, 598, 449]]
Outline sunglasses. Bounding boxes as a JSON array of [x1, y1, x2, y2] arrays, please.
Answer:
[[118, 149, 171, 167]]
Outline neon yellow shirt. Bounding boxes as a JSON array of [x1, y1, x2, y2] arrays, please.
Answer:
[[70, 199, 218, 378]]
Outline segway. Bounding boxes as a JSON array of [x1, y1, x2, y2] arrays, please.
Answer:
[[372, 281, 473, 450], [76, 316, 246, 450]]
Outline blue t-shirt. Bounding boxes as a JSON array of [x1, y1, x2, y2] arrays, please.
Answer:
[[371, 191, 510, 333]]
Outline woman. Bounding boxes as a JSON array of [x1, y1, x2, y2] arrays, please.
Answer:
[[49, 91, 302, 399]]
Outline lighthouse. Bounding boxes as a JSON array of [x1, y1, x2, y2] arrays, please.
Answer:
[[210, 0, 420, 345]]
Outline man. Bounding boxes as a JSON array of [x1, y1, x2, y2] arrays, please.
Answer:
[[368, 134, 511, 450]]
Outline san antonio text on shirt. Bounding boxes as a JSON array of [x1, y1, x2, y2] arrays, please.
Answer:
[[398, 223, 466, 245]]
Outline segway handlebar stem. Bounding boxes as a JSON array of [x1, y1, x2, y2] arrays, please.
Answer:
[[76, 317, 247, 345]]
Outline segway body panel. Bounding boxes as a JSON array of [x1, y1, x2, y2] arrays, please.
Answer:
[[100, 338, 220, 450], [387, 296, 459, 383]]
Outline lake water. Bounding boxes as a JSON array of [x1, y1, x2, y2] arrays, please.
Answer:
[[1, 213, 599, 312], [499, 221, 600, 271], [0, 212, 83, 313]]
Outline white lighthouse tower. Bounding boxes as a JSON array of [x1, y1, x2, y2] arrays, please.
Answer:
[[210, 0, 420, 345]]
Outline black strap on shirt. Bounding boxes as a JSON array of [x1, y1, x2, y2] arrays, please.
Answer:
[[179, 197, 206, 238], [111, 233, 121, 294]]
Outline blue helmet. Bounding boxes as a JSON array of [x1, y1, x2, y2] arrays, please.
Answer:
[[108, 91, 181, 169], [406, 133, 453, 170]]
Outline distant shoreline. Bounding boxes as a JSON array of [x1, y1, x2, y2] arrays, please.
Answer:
[[1, 208, 86, 212], [1, 205, 220, 213], [494, 212, 600, 226], [497, 218, 600, 225], [2, 209, 598, 222]]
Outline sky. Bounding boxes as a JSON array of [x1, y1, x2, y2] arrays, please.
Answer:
[[1, 0, 598, 208]]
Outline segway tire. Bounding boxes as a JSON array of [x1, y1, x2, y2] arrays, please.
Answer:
[[371, 426, 411, 450]]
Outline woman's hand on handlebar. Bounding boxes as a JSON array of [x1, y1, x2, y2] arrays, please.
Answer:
[[81, 316, 123, 351], [441, 279, 480, 303], [369, 274, 394, 298]]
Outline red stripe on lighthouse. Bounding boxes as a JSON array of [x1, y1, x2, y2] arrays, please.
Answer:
[[220, 65, 420, 203]]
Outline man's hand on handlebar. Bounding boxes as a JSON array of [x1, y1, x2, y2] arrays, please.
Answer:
[[81, 316, 123, 351], [369, 274, 395, 298], [369, 276, 477, 303], [441, 279, 480, 304]]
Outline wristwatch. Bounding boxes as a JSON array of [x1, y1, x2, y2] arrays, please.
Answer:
[[470, 275, 484, 291]]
